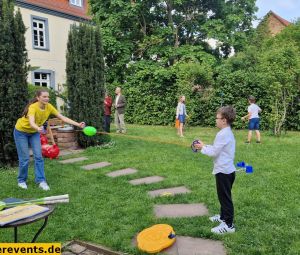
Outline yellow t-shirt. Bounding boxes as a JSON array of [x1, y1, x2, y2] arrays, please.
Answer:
[[15, 102, 59, 133]]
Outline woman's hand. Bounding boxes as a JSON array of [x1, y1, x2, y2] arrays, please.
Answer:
[[78, 122, 86, 129], [37, 126, 44, 133]]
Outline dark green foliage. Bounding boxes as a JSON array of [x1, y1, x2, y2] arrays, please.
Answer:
[[88, 0, 257, 126], [89, 0, 256, 84], [210, 24, 300, 133], [0, 0, 28, 166], [123, 62, 178, 125], [88, 1, 299, 133], [121, 47, 217, 126], [28, 84, 57, 108], [66, 23, 106, 147]]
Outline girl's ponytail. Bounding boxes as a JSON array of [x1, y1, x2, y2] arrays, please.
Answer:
[[22, 98, 38, 117], [22, 89, 48, 117]]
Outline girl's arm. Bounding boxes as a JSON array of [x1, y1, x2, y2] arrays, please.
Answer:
[[56, 113, 85, 128], [29, 115, 43, 132]]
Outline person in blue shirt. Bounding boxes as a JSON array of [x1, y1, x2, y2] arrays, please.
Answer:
[[194, 106, 236, 234]]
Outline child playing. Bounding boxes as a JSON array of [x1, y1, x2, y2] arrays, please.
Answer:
[[241, 95, 262, 143], [176, 95, 188, 138], [14, 89, 85, 191], [194, 106, 236, 234]]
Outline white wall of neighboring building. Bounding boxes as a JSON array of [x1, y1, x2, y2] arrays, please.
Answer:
[[16, 6, 79, 109]]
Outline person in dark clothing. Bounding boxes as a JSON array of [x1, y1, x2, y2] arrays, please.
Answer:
[[103, 92, 112, 133]]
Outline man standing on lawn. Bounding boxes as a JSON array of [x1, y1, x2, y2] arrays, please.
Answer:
[[114, 87, 126, 134]]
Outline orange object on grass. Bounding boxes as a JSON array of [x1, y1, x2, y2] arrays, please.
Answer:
[[137, 224, 176, 253], [175, 119, 179, 128]]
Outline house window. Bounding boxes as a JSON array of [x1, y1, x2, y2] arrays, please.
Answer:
[[32, 70, 55, 89], [31, 16, 49, 50], [70, 0, 83, 7]]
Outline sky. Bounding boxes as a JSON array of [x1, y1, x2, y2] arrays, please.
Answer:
[[255, 0, 300, 25]]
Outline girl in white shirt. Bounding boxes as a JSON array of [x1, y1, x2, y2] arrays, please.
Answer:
[[176, 95, 187, 137]]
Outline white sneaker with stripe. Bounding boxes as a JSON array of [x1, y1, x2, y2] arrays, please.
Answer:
[[211, 222, 235, 234], [209, 214, 223, 223]]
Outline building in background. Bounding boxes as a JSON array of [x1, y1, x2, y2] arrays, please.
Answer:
[[15, 0, 91, 108], [258, 11, 291, 36]]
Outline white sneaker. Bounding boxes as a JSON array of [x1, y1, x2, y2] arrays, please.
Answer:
[[18, 182, 27, 189], [209, 214, 223, 223], [39, 182, 50, 191], [211, 222, 235, 234]]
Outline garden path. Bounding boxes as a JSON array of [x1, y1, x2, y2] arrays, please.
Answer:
[[60, 156, 226, 255]]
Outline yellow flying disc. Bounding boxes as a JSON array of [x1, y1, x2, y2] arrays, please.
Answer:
[[137, 224, 176, 253]]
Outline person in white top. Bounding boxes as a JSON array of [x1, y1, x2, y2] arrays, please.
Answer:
[[176, 95, 188, 137], [194, 106, 236, 234], [241, 95, 262, 143]]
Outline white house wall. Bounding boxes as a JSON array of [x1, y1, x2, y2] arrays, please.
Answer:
[[16, 6, 80, 109]]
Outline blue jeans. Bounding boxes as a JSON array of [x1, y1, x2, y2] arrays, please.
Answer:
[[14, 129, 46, 183]]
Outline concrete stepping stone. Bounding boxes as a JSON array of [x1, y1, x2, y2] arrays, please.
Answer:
[[129, 176, 164, 185], [59, 149, 84, 156], [106, 168, 137, 177], [132, 235, 226, 255], [63, 240, 122, 255], [164, 235, 226, 255], [148, 186, 191, 198], [68, 243, 87, 254], [81, 162, 112, 170], [154, 203, 209, 218], [59, 157, 88, 164]]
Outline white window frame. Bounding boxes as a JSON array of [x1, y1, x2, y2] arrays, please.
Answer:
[[31, 16, 50, 51], [70, 0, 83, 7], [32, 70, 55, 89]]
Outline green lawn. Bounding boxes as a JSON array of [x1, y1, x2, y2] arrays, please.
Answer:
[[1, 125, 300, 255]]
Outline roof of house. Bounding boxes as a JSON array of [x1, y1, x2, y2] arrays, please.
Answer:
[[268, 11, 291, 27], [16, 0, 91, 21]]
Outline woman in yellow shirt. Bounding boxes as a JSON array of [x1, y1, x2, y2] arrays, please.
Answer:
[[14, 89, 85, 191]]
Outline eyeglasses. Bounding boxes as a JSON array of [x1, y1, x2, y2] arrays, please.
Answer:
[[216, 117, 224, 120]]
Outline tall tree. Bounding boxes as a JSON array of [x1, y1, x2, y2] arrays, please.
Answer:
[[0, 0, 28, 166], [66, 23, 105, 147], [89, 0, 257, 85]]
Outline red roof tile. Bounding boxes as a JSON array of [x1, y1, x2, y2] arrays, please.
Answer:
[[23, 0, 91, 20], [269, 11, 291, 27]]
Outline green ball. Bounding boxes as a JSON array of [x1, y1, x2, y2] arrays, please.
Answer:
[[83, 126, 97, 136]]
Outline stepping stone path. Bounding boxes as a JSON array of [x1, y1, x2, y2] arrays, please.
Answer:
[[106, 168, 137, 177], [163, 235, 226, 255], [129, 175, 164, 185], [154, 203, 209, 218], [131, 235, 226, 255], [81, 162, 112, 171], [63, 158, 226, 254], [148, 186, 191, 198], [59, 157, 88, 164]]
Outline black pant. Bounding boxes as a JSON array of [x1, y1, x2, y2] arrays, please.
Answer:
[[215, 172, 235, 226], [103, 115, 111, 133]]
